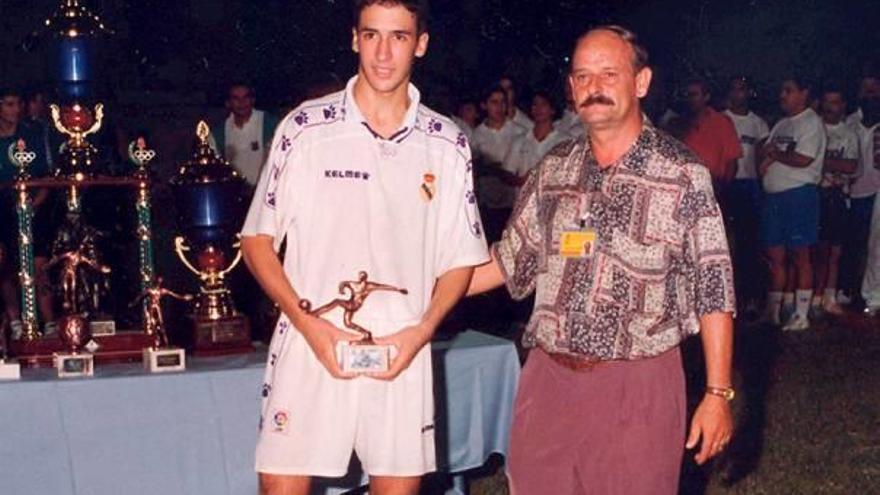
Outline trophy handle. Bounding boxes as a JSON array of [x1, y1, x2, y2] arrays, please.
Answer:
[[217, 237, 244, 279], [49, 104, 66, 136], [174, 236, 202, 277], [81, 104, 104, 139]]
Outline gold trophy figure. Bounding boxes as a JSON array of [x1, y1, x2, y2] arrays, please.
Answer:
[[46, 241, 111, 315], [300, 271, 408, 372], [132, 278, 191, 372]]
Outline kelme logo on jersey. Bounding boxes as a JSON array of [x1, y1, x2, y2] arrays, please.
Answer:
[[324, 169, 371, 180]]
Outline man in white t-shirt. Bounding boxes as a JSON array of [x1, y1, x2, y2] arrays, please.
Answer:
[[240, 2, 489, 494], [814, 86, 860, 316], [504, 90, 572, 178], [758, 77, 827, 331], [211, 82, 279, 188], [724, 76, 770, 315]]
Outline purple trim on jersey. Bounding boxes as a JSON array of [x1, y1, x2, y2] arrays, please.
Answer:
[[262, 96, 345, 209]]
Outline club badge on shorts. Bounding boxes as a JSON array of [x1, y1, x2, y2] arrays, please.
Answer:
[[271, 408, 291, 434], [420, 173, 436, 202]]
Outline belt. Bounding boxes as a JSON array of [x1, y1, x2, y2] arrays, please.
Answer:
[[547, 351, 603, 371]]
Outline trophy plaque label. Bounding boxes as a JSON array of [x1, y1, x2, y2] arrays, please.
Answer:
[[0, 360, 21, 380], [54, 353, 95, 378], [89, 320, 116, 336], [340, 343, 390, 373], [143, 347, 186, 373]]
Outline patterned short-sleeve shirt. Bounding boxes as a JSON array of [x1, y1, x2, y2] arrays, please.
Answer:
[[494, 119, 735, 361]]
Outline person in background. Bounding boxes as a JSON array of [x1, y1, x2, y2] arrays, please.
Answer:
[[499, 76, 534, 130], [758, 76, 827, 330], [724, 76, 770, 317], [679, 78, 743, 201], [211, 81, 279, 190], [504, 90, 572, 180], [812, 84, 859, 317]]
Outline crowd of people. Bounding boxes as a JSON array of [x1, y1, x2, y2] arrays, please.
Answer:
[[447, 67, 880, 333]]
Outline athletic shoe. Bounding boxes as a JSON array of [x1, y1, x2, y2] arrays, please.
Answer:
[[782, 314, 810, 332]]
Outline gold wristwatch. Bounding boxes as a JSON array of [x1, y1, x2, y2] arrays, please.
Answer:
[[705, 386, 736, 401]]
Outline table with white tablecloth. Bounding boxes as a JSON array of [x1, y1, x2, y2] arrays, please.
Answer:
[[0, 330, 520, 495]]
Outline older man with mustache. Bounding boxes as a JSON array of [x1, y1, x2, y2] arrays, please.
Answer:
[[468, 26, 736, 494]]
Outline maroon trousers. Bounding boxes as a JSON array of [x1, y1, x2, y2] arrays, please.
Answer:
[[507, 348, 686, 495]]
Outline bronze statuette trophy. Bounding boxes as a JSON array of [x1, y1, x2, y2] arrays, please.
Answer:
[[300, 271, 407, 373], [171, 122, 251, 355], [132, 278, 192, 373]]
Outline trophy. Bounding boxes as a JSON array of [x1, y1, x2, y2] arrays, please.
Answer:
[[299, 271, 408, 373], [131, 277, 191, 373], [53, 314, 94, 378], [171, 121, 251, 355]]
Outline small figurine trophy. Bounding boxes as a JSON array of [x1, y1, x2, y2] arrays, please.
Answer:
[[299, 271, 408, 373], [46, 239, 111, 378], [131, 277, 192, 373]]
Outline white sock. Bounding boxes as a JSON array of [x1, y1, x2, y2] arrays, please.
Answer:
[[795, 290, 813, 318], [768, 291, 783, 323], [783, 292, 795, 306], [823, 288, 837, 306]]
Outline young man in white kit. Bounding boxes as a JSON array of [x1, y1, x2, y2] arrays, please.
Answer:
[[240, 1, 489, 494]]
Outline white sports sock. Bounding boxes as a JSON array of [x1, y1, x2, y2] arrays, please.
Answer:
[[795, 290, 813, 318], [768, 291, 783, 323]]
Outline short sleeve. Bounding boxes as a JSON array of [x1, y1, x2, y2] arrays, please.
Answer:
[[793, 119, 824, 160], [434, 141, 490, 276], [493, 168, 543, 300], [680, 165, 736, 316], [241, 117, 298, 250]]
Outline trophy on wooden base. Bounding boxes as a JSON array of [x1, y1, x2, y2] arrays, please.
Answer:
[[171, 122, 251, 355], [53, 314, 94, 378], [300, 271, 408, 373], [132, 278, 191, 373]]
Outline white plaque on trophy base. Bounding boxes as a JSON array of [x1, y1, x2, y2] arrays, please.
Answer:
[[338, 343, 391, 373], [0, 359, 21, 380], [143, 347, 186, 373], [89, 320, 116, 336], [54, 353, 95, 378]]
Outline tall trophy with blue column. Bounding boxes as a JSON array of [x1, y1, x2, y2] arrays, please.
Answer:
[[172, 122, 252, 356]]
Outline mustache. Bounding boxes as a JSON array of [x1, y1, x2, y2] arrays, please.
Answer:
[[580, 94, 615, 108]]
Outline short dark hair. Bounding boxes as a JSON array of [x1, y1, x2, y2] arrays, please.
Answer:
[[227, 81, 255, 98], [352, 0, 429, 34], [784, 75, 816, 99], [482, 85, 506, 104], [685, 77, 712, 96], [0, 86, 22, 100], [531, 90, 559, 116], [821, 81, 847, 99], [574, 25, 649, 72]]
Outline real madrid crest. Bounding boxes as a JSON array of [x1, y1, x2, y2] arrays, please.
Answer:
[[420, 173, 436, 202]]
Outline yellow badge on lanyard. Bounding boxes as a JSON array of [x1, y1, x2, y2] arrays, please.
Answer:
[[559, 229, 597, 258]]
